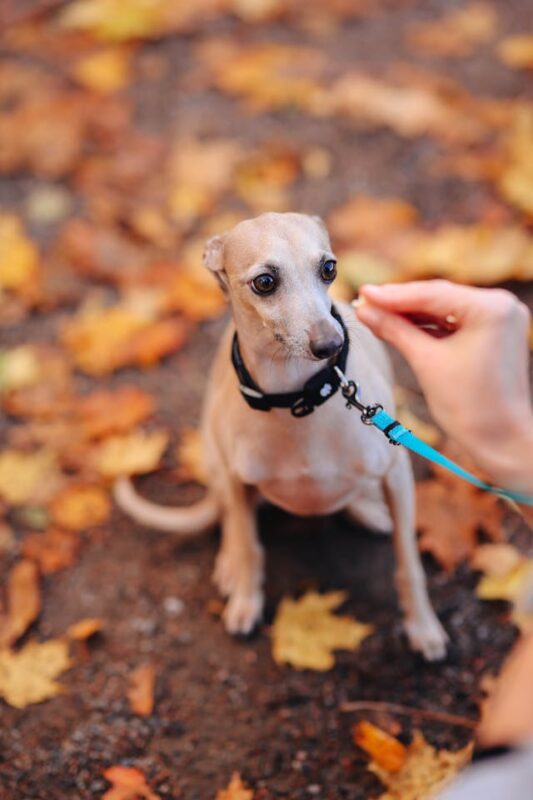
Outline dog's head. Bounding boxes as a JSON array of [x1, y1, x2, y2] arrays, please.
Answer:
[[203, 212, 344, 361]]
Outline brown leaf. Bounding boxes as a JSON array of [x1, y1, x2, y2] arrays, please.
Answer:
[[354, 720, 407, 774], [127, 663, 156, 716], [328, 196, 419, 248], [0, 638, 71, 708], [416, 471, 504, 572], [0, 559, 40, 647], [216, 772, 254, 800], [22, 527, 80, 575], [101, 765, 160, 800]]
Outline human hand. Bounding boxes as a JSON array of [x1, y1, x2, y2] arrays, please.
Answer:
[[355, 280, 533, 494]]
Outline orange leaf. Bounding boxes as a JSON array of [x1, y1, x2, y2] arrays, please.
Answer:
[[50, 484, 111, 530], [22, 527, 80, 574], [127, 663, 156, 716], [78, 386, 155, 439], [216, 772, 254, 800], [0, 559, 40, 647], [66, 617, 104, 640], [124, 318, 188, 369], [353, 720, 407, 774], [102, 766, 160, 800], [417, 471, 504, 571]]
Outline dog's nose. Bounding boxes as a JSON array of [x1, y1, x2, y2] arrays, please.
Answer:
[[309, 332, 344, 360]]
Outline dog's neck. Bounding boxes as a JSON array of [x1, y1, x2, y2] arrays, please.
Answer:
[[232, 313, 322, 395]]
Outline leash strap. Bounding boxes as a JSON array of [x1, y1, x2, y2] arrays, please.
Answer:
[[334, 369, 533, 507]]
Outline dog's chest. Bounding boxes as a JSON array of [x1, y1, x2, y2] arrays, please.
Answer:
[[232, 406, 392, 515]]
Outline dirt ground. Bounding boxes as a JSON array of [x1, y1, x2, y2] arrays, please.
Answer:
[[1, 1, 533, 798]]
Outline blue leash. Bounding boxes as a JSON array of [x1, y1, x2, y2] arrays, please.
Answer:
[[334, 367, 533, 507]]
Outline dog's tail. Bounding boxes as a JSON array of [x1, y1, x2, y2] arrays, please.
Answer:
[[113, 477, 219, 535]]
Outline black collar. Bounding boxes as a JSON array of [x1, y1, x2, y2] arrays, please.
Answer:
[[231, 305, 349, 417]]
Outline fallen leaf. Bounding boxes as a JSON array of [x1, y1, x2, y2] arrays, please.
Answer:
[[272, 590, 373, 671], [328, 196, 419, 248], [0, 214, 39, 295], [50, 485, 111, 530], [0, 638, 71, 708], [216, 772, 254, 800], [22, 528, 79, 575], [66, 617, 104, 640], [78, 386, 156, 440], [0, 560, 40, 647], [0, 449, 63, 505], [72, 47, 133, 93], [471, 543, 524, 578], [101, 765, 160, 800], [362, 727, 473, 800], [498, 35, 533, 69], [496, 107, 533, 217], [127, 663, 155, 716], [399, 224, 533, 284], [406, 3, 497, 58], [337, 251, 397, 291], [61, 301, 187, 375], [175, 428, 207, 484], [94, 429, 168, 477], [416, 472, 504, 572], [60, 0, 167, 42], [353, 720, 407, 774], [0, 345, 41, 393], [475, 545, 533, 631], [168, 138, 244, 227]]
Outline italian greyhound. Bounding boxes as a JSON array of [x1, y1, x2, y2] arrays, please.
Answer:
[[115, 212, 448, 660]]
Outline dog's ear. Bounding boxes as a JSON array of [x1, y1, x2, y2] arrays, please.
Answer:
[[203, 234, 228, 293]]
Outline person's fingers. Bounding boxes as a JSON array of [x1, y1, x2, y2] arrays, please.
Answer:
[[356, 302, 432, 363], [359, 280, 477, 321]]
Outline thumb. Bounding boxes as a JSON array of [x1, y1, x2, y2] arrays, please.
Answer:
[[356, 303, 431, 363]]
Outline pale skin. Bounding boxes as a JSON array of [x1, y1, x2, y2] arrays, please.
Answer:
[[115, 212, 448, 660], [356, 281, 533, 525], [356, 280, 533, 749]]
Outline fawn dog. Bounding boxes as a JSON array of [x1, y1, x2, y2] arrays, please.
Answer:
[[115, 212, 448, 660]]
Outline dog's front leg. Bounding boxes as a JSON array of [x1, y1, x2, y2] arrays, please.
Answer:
[[213, 478, 264, 635], [384, 448, 448, 661]]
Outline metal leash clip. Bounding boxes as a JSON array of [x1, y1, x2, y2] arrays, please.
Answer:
[[334, 367, 383, 424]]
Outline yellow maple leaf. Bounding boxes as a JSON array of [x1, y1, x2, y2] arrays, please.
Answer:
[[0, 345, 41, 392], [272, 590, 374, 671], [475, 544, 533, 631], [0, 449, 63, 505], [366, 729, 473, 800], [73, 47, 133, 93], [0, 639, 71, 708], [0, 214, 39, 292], [216, 772, 254, 800], [95, 429, 168, 477]]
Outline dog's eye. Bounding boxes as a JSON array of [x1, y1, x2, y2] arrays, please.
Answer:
[[320, 259, 337, 283], [251, 273, 277, 295]]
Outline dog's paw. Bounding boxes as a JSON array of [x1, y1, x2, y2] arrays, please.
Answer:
[[404, 614, 449, 662], [223, 589, 264, 636]]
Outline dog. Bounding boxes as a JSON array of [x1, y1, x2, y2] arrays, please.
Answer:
[[115, 212, 448, 661]]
